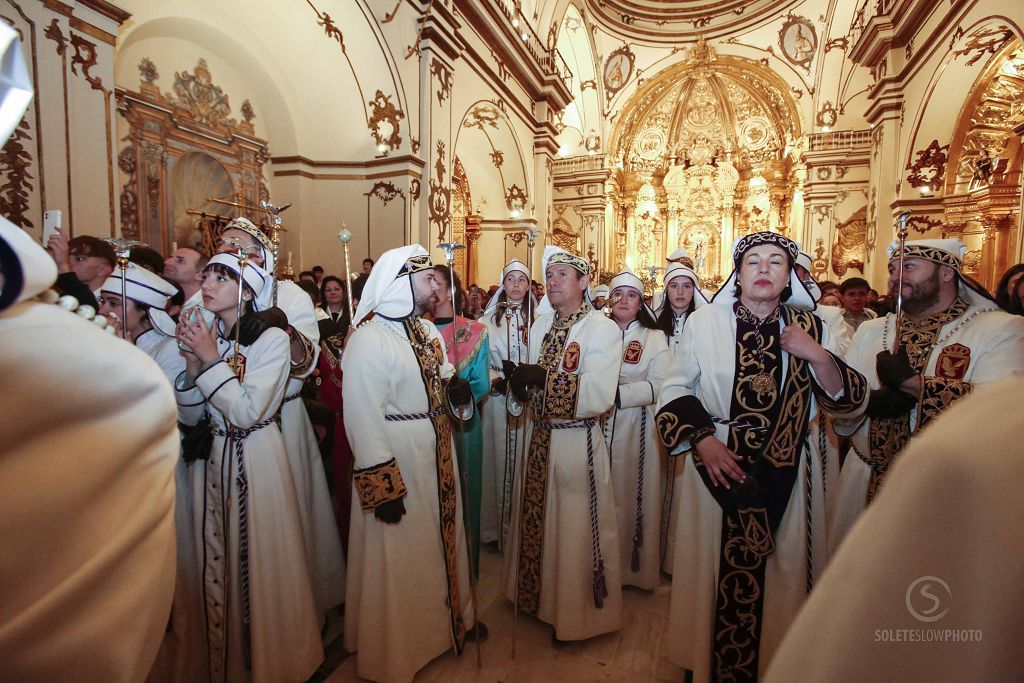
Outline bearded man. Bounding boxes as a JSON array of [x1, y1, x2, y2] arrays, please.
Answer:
[[830, 239, 1024, 548]]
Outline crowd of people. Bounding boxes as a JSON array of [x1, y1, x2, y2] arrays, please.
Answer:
[[16, 204, 1024, 681], [5, 22, 1024, 683], [5, 203, 1024, 682]]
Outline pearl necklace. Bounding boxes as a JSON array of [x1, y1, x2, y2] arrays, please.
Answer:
[[38, 288, 116, 333], [881, 305, 998, 353]]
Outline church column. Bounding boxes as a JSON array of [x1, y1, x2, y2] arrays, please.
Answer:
[[720, 193, 735, 275], [769, 189, 785, 233], [666, 198, 679, 255], [980, 215, 1012, 291], [415, 2, 461, 257], [791, 162, 808, 245], [625, 202, 637, 268], [466, 213, 482, 285], [603, 181, 619, 277], [527, 56, 561, 273], [580, 209, 605, 281]]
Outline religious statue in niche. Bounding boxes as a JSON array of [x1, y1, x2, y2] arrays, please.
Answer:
[[779, 14, 817, 69], [603, 45, 635, 96], [687, 229, 711, 276]]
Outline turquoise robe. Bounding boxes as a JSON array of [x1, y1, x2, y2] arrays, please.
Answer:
[[436, 315, 490, 575]]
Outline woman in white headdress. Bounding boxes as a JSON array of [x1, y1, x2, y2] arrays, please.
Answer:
[[97, 263, 182, 383], [655, 262, 708, 356], [602, 268, 670, 589], [175, 253, 322, 682], [480, 259, 534, 549], [653, 262, 708, 573], [655, 232, 868, 682]]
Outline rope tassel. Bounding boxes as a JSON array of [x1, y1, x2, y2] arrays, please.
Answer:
[[592, 560, 608, 609], [632, 407, 647, 575]]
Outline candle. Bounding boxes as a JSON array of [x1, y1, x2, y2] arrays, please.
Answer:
[[171, 241, 178, 252], [288, 251, 293, 267]]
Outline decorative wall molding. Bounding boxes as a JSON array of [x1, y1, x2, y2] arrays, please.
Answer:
[[831, 206, 867, 277], [116, 56, 268, 251], [306, 0, 405, 152], [0, 118, 34, 228], [951, 25, 1014, 66], [906, 139, 949, 190]]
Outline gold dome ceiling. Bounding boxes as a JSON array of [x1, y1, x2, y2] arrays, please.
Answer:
[[586, 0, 801, 42], [610, 40, 801, 173]]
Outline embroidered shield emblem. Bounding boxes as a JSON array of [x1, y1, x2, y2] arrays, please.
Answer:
[[623, 340, 644, 364], [562, 341, 581, 372], [936, 342, 970, 380]]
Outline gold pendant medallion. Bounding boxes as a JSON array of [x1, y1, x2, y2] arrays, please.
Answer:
[[751, 372, 776, 397]]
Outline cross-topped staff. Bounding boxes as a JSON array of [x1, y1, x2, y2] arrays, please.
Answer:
[[337, 224, 357, 326], [103, 237, 145, 339], [260, 199, 292, 307], [435, 241, 482, 667], [892, 210, 912, 350]]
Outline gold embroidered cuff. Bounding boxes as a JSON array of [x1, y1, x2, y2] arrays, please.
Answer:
[[656, 396, 714, 450], [813, 352, 868, 415], [541, 370, 579, 418], [289, 329, 317, 377], [353, 457, 407, 510]]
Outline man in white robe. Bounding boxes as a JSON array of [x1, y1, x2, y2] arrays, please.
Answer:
[[831, 239, 1024, 549], [505, 247, 624, 642], [655, 232, 868, 682], [342, 245, 481, 683], [767, 380, 1023, 682]]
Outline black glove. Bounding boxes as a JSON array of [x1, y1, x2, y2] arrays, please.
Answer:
[[865, 388, 918, 418], [510, 363, 547, 402], [490, 377, 508, 396], [447, 377, 473, 407], [876, 348, 917, 392], [502, 359, 518, 380], [374, 498, 406, 524], [237, 306, 289, 346]]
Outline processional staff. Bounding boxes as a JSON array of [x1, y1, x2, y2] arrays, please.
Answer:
[[436, 241, 483, 667]]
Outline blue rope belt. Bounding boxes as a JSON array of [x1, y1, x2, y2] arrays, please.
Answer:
[[533, 416, 608, 608], [210, 415, 275, 671]]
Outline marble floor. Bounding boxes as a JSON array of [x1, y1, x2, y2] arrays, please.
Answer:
[[323, 545, 686, 682]]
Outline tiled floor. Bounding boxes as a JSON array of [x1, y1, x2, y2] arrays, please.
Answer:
[[324, 546, 685, 682]]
